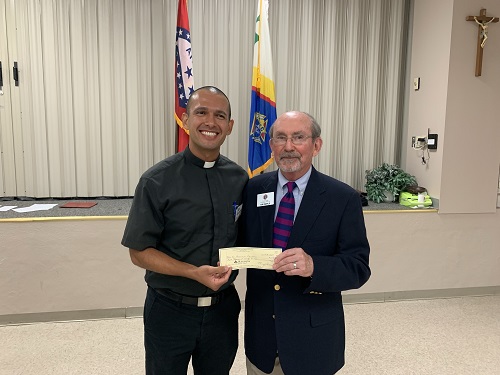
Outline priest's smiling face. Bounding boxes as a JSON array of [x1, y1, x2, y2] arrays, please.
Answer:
[[182, 88, 234, 162]]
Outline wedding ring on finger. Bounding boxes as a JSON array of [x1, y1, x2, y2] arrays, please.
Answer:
[[293, 262, 297, 269]]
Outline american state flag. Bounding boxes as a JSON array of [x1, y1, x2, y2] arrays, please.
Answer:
[[174, 0, 194, 152], [248, 0, 277, 177]]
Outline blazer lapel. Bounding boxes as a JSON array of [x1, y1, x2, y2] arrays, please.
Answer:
[[258, 172, 278, 247], [288, 168, 326, 248]]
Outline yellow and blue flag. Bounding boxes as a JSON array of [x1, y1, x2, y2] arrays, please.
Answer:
[[248, 0, 276, 177]]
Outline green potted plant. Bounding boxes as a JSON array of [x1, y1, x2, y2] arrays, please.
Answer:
[[365, 163, 417, 203]]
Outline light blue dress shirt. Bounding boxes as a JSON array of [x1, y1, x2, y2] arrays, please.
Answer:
[[274, 167, 312, 221]]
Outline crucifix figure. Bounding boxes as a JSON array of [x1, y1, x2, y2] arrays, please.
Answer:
[[466, 9, 499, 77]]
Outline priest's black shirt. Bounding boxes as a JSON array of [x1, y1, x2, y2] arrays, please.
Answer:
[[122, 146, 248, 296]]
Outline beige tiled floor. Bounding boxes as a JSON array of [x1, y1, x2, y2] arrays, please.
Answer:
[[1, 295, 499, 375]]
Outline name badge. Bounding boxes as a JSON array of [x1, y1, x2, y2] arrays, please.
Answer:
[[257, 192, 274, 207]]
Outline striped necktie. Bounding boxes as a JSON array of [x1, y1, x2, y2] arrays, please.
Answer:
[[273, 181, 296, 250]]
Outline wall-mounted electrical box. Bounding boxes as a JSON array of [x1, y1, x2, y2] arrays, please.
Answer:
[[412, 136, 427, 149], [427, 133, 438, 149], [412, 130, 438, 151]]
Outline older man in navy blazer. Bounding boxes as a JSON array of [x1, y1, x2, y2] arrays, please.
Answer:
[[240, 111, 371, 375]]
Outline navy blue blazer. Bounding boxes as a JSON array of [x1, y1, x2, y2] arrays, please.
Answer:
[[240, 167, 370, 375]]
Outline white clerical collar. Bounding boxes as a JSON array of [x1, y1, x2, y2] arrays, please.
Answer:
[[203, 161, 216, 169]]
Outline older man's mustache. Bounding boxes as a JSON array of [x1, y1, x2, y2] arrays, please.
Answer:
[[278, 152, 301, 160]]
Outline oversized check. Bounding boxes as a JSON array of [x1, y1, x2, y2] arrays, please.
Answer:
[[219, 247, 281, 270]]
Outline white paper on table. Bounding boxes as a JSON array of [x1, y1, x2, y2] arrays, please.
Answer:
[[12, 204, 58, 213], [219, 247, 282, 270], [0, 206, 18, 211]]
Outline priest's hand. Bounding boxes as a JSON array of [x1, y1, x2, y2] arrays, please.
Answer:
[[194, 265, 232, 291]]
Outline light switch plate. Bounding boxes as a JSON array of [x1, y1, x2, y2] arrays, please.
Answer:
[[413, 77, 420, 91]]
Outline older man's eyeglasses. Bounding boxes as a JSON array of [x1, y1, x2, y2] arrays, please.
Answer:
[[271, 134, 313, 146]]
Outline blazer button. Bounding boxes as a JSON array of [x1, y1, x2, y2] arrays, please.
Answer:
[[274, 284, 280, 291]]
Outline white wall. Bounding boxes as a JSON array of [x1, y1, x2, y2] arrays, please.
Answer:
[[406, 0, 500, 213], [406, 0, 453, 199], [441, 0, 500, 213], [0, 219, 145, 315], [1, 211, 499, 322]]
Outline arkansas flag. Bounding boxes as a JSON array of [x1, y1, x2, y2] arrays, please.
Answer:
[[248, 0, 277, 177], [174, 0, 194, 152]]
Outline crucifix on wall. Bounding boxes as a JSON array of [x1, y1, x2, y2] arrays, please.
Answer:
[[466, 9, 498, 77]]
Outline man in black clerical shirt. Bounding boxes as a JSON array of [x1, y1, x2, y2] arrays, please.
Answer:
[[122, 86, 248, 375]]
